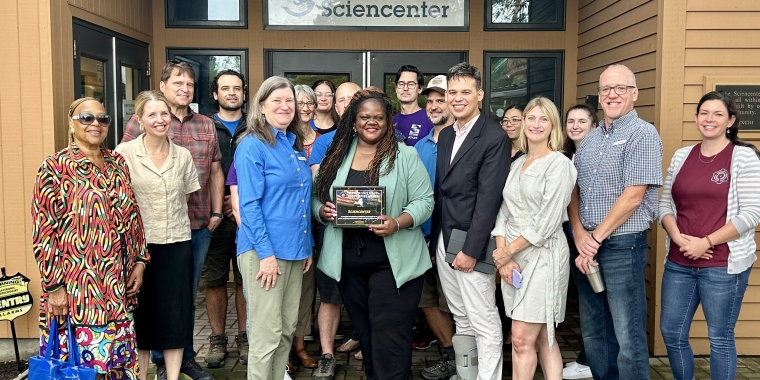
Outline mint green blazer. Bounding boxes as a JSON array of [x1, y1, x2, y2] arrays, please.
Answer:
[[312, 139, 434, 288]]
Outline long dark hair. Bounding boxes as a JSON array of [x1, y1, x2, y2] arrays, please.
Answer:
[[562, 103, 598, 159], [698, 91, 760, 160], [312, 79, 339, 124], [316, 87, 398, 204]]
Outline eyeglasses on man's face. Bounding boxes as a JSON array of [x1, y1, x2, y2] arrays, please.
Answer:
[[501, 118, 522, 126], [598, 85, 636, 96], [315, 92, 334, 99], [297, 101, 315, 108], [396, 81, 419, 90], [72, 112, 112, 126]]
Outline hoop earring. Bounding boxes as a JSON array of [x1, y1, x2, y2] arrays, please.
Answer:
[[353, 125, 356, 133]]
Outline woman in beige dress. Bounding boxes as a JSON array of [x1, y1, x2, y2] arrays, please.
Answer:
[[491, 96, 576, 380]]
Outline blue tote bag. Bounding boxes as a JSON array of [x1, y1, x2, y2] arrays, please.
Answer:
[[29, 317, 97, 380]]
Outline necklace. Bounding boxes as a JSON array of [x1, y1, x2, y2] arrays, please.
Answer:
[[698, 148, 716, 164]]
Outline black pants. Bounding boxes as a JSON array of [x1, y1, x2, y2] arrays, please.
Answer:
[[338, 264, 424, 380]]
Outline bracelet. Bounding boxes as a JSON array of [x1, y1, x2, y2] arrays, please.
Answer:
[[211, 212, 224, 219], [705, 235, 715, 248], [590, 232, 602, 245], [393, 218, 401, 233], [135, 261, 147, 267]]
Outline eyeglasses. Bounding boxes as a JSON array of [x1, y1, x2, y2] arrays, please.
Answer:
[[396, 81, 419, 89], [315, 92, 334, 99], [297, 101, 315, 108], [501, 118, 522, 125], [71, 112, 112, 126], [598, 85, 636, 96]]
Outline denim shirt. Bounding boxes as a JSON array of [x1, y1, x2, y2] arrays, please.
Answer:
[[414, 128, 439, 241]]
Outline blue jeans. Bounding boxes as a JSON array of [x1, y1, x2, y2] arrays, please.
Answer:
[[660, 260, 750, 380], [576, 231, 649, 380], [152, 228, 212, 365]]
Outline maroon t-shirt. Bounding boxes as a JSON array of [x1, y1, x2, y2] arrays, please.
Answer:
[[669, 142, 734, 267]]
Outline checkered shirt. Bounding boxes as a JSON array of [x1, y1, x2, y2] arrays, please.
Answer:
[[575, 109, 663, 234], [122, 110, 221, 230]]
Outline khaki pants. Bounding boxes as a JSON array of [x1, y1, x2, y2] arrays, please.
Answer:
[[295, 262, 315, 337], [238, 250, 304, 380]]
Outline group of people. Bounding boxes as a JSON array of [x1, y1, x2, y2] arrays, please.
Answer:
[[31, 59, 759, 380]]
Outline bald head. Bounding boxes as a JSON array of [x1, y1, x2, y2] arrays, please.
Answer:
[[335, 82, 362, 116]]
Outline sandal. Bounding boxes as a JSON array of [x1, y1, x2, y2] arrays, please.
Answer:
[[337, 338, 360, 353], [354, 350, 363, 360]]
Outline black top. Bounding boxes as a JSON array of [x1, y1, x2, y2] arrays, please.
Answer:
[[341, 169, 390, 268]]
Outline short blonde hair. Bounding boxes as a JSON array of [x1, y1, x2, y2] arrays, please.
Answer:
[[517, 96, 564, 153]]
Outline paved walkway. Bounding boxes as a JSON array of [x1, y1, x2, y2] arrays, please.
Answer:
[[145, 284, 760, 380]]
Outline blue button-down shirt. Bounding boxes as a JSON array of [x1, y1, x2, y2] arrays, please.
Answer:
[[235, 127, 313, 260], [575, 109, 663, 234], [414, 128, 438, 241], [309, 130, 336, 166]]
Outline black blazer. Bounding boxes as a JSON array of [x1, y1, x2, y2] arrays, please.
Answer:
[[429, 112, 511, 260]]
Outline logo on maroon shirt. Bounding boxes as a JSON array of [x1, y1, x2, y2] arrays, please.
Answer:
[[711, 168, 729, 184]]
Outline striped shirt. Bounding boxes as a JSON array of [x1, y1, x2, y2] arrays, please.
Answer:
[[659, 144, 760, 274], [575, 109, 663, 234]]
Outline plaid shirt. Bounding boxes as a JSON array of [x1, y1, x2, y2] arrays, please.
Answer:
[[122, 109, 222, 230], [575, 109, 663, 234]]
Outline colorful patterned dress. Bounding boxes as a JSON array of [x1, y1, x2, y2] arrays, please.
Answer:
[[31, 144, 149, 380]]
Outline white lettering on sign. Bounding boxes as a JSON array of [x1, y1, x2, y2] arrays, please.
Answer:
[[266, 0, 467, 30]]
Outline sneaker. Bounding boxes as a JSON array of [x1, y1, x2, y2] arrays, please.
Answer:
[[412, 335, 438, 350], [154, 365, 167, 380], [313, 353, 336, 379], [304, 325, 316, 341], [334, 327, 346, 341], [205, 334, 228, 368], [235, 332, 248, 365], [179, 359, 214, 380], [563, 361, 592, 379], [421, 355, 456, 380]]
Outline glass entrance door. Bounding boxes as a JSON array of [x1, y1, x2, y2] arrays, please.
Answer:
[[73, 20, 149, 148]]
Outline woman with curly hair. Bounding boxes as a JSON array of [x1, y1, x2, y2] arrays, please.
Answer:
[[312, 87, 433, 380]]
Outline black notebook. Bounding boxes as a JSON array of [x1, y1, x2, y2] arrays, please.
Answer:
[[445, 229, 496, 275]]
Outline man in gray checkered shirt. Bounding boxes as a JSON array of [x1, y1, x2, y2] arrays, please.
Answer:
[[568, 64, 663, 380]]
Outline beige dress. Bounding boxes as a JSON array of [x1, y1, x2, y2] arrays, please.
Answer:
[[491, 151, 577, 347]]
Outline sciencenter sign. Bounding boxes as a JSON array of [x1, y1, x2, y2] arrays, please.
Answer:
[[266, 0, 468, 30]]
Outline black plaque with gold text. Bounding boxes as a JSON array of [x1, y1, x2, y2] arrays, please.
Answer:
[[333, 186, 386, 228], [715, 85, 760, 130]]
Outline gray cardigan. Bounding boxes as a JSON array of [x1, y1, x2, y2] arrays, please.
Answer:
[[658, 144, 760, 274]]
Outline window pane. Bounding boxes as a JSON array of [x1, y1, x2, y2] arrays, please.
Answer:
[[167, 0, 246, 27], [167, 50, 246, 116], [486, 55, 560, 119], [121, 66, 140, 125], [384, 74, 440, 114], [80, 56, 107, 106], [487, 0, 564, 30], [285, 74, 350, 88]]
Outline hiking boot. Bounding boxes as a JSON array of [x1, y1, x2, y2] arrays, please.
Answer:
[[313, 353, 336, 379], [205, 334, 228, 368], [421, 355, 457, 380], [154, 365, 167, 380], [179, 359, 214, 380], [235, 332, 248, 365]]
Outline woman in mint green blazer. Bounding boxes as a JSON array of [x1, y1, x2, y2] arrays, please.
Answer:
[[312, 88, 433, 380]]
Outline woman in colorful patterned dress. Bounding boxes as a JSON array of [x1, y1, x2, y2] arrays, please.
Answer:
[[32, 97, 149, 380]]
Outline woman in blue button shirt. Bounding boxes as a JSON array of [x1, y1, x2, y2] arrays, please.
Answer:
[[234, 76, 313, 380], [312, 87, 434, 380]]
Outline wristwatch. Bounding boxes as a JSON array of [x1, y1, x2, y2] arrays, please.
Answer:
[[211, 212, 224, 220]]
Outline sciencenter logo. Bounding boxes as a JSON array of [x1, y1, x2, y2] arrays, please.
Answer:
[[284, 1, 453, 19]]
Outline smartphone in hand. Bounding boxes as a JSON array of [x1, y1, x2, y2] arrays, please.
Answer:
[[512, 269, 523, 289]]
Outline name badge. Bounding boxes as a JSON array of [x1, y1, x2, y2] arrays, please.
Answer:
[[612, 139, 627, 146], [298, 156, 306, 161], [523, 171, 539, 178]]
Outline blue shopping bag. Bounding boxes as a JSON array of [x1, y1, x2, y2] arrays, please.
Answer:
[[59, 317, 96, 380], [29, 318, 64, 380]]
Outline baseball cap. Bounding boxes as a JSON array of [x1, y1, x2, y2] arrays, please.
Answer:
[[421, 75, 447, 96]]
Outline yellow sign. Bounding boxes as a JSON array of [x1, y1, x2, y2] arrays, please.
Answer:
[[0, 270, 33, 321]]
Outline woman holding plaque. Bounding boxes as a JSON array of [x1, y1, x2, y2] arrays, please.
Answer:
[[491, 96, 576, 380], [234, 76, 313, 380], [659, 91, 760, 380], [312, 87, 433, 380]]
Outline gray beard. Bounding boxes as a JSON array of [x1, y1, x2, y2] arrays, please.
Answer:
[[430, 114, 450, 126]]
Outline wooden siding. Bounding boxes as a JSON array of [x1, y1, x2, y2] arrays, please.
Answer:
[[575, 0, 660, 353]]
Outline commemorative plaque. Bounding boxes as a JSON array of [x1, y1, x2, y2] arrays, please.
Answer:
[[333, 186, 386, 228]]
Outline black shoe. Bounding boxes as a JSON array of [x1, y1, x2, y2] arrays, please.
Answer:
[[421, 355, 457, 380], [154, 365, 167, 380], [179, 359, 213, 380], [334, 327, 346, 341]]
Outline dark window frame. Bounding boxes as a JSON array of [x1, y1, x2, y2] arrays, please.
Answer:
[[165, 0, 247, 28], [485, 0, 566, 31], [483, 50, 565, 119], [166, 48, 249, 116]]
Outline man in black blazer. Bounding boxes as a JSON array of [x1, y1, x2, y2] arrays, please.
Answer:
[[430, 63, 511, 380]]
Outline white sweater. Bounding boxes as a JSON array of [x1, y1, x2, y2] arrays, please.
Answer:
[[658, 144, 760, 274]]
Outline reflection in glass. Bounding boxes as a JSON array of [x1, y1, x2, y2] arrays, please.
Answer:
[[384, 74, 439, 115], [169, 54, 242, 116], [488, 57, 557, 118], [121, 66, 140, 124], [80, 56, 107, 106], [491, 0, 558, 23], [173, 0, 241, 21], [285, 74, 349, 89]]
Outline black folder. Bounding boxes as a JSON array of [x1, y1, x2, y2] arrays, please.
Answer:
[[445, 229, 496, 275]]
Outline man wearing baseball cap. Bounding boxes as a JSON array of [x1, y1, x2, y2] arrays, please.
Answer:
[[415, 75, 457, 380]]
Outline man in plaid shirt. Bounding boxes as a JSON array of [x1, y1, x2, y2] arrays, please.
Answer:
[[122, 60, 224, 380], [568, 64, 663, 380]]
